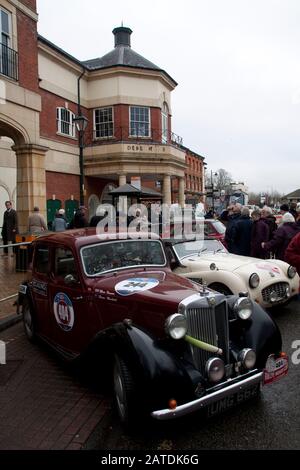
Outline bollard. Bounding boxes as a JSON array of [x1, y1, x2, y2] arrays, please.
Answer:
[[0, 340, 6, 364]]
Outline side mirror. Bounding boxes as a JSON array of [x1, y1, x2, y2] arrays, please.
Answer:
[[64, 274, 78, 285]]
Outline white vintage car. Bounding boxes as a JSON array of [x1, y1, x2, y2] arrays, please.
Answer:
[[170, 238, 299, 308]]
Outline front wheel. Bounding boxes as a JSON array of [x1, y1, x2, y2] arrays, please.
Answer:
[[23, 300, 36, 342], [113, 355, 138, 428]]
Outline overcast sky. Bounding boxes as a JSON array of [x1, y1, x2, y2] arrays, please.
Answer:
[[37, 0, 300, 195]]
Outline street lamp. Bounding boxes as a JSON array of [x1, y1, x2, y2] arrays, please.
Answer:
[[73, 114, 89, 206], [211, 170, 218, 213]]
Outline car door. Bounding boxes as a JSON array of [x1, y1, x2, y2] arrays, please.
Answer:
[[47, 245, 94, 356], [30, 243, 53, 339]]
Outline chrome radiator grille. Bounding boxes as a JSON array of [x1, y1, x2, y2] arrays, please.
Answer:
[[185, 301, 229, 374], [262, 282, 289, 303]]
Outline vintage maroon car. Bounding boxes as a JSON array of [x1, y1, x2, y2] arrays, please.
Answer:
[[18, 229, 288, 426]]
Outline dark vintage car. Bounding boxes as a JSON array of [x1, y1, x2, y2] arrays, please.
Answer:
[[18, 229, 288, 426]]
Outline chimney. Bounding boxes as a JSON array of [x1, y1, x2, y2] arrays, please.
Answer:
[[112, 26, 132, 48]]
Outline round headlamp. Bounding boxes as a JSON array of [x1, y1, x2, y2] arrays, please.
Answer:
[[165, 314, 187, 340], [287, 266, 297, 279], [206, 357, 225, 383], [249, 273, 260, 288], [238, 348, 256, 369], [234, 297, 253, 320]]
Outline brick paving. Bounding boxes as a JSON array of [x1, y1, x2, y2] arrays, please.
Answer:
[[0, 323, 111, 450]]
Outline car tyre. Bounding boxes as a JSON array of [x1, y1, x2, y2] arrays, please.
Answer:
[[113, 354, 138, 428], [209, 282, 233, 296], [23, 300, 36, 342]]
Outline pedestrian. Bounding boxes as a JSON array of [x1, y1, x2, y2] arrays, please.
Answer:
[[1, 201, 18, 257], [224, 203, 242, 253], [262, 212, 300, 260], [279, 203, 289, 216], [261, 206, 277, 238], [230, 206, 253, 256], [28, 206, 47, 233], [285, 231, 300, 276], [250, 209, 270, 259], [52, 209, 68, 232], [69, 206, 88, 229]]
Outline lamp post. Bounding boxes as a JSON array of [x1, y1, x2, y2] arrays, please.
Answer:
[[73, 114, 88, 206], [211, 170, 218, 213]]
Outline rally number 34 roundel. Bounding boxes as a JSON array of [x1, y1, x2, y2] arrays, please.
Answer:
[[53, 292, 75, 331], [115, 277, 159, 296]]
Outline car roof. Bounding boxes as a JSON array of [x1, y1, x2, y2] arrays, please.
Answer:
[[33, 229, 161, 249]]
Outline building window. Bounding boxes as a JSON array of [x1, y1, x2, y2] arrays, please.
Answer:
[[130, 106, 150, 137], [56, 107, 76, 137], [94, 107, 113, 138], [161, 102, 169, 143], [0, 8, 17, 80]]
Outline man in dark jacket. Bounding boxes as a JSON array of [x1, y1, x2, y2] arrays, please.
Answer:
[[262, 213, 300, 260], [1, 201, 18, 256], [261, 206, 277, 239], [250, 210, 270, 259], [230, 207, 253, 256], [70, 206, 88, 229], [225, 203, 242, 253]]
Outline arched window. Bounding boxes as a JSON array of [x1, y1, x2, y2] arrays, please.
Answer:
[[100, 183, 117, 205], [161, 102, 169, 144]]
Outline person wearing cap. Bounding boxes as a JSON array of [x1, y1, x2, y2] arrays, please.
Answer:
[[279, 204, 289, 215], [52, 208, 68, 232], [28, 206, 47, 233], [261, 212, 300, 260]]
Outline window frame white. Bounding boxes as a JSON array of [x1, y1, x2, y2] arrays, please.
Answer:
[[161, 102, 169, 144], [94, 106, 114, 139], [56, 107, 76, 138], [129, 106, 151, 138]]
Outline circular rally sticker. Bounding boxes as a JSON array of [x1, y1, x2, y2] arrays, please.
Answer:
[[53, 292, 75, 331], [115, 277, 159, 296]]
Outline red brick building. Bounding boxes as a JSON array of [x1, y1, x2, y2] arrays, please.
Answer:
[[0, 1, 205, 228]]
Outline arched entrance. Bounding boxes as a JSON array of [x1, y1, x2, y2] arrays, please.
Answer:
[[0, 116, 48, 231]]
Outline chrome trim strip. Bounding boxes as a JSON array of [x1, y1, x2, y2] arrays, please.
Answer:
[[151, 371, 263, 420]]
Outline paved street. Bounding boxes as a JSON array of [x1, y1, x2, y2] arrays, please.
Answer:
[[0, 299, 300, 450]]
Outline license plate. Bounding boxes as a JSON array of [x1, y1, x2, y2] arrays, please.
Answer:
[[207, 383, 260, 418], [263, 356, 288, 385]]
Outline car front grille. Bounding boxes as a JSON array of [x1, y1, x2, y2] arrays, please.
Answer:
[[261, 282, 289, 303], [185, 300, 229, 375]]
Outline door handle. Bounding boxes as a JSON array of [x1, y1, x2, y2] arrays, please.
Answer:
[[72, 296, 83, 300]]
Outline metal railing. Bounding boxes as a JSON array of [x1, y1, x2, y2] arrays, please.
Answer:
[[0, 43, 18, 81], [90, 126, 183, 148]]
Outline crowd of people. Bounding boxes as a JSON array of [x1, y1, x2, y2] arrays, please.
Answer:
[[3, 200, 300, 279], [221, 202, 300, 276]]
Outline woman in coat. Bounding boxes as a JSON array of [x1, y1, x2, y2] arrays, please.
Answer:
[[262, 213, 300, 260]]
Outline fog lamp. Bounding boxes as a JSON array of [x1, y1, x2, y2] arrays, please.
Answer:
[[165, 314, 187, 339], [238, 348, 256, 369], [269, 290, 279, 303], [206, 357, 225, 383]]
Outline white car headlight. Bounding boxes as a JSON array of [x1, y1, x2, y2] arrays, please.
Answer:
[[165, 314, 187, 339], [287, 266, 297, 279], [249, 273, 260, 288], [234, 297, 253, 320]]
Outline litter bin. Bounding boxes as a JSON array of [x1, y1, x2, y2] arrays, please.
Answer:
[[15, 233, 37, 272]]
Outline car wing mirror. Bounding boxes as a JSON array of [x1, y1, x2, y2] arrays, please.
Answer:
[[64, 274, 78, 285]]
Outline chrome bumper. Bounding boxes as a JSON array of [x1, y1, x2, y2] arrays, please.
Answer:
[[151, 371, 263, 420]]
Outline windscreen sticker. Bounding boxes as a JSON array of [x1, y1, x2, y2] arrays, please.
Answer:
[[115, 278, 159, 296], [256, 263, 280, 274], [53, 292, 74, 331]]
